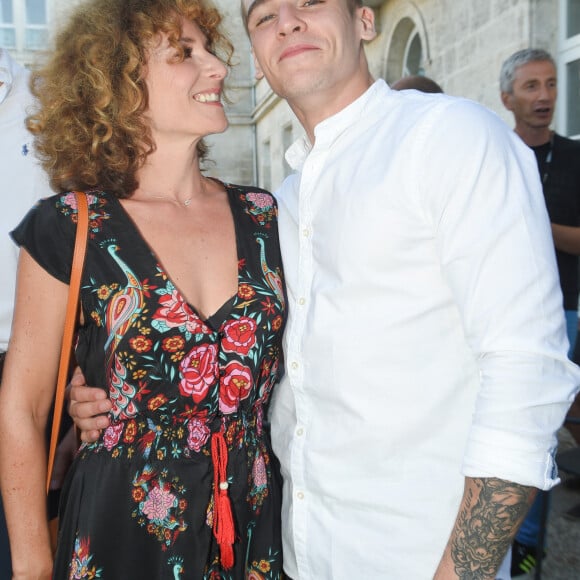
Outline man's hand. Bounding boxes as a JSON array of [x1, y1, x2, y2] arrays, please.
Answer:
[[67, 367, 112, 442], [49, 425, 77, 490]]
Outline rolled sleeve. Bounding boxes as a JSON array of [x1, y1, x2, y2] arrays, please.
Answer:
[[421, 100, 580, 489]]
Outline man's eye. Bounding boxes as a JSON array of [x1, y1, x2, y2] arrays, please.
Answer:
[[255, 13, 274, 26], [183, 46, 193, 58]]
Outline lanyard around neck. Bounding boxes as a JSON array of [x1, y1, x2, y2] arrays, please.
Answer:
[[542, 134, 554, 186]]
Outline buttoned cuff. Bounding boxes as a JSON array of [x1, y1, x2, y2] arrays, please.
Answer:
[[462, 425, 559, 490]]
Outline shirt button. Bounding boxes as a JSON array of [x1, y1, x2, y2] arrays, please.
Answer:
[[302, 228, 310, 237], [297, 491, 305, 500], [291, 361, 299, 370], [296, 428, 304, 436], [298, 297, 306, 306]]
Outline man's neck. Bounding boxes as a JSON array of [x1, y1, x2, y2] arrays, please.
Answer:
[[289, 74, 375, 144], [515, 124, 553, 148]]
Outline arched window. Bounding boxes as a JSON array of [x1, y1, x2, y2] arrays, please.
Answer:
[[403, 30, 423, 77], [385, 11, 429, 85]]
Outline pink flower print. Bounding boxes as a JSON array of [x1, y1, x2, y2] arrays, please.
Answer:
[[142, 485, 176, 522], [179, 343, 218, 402], [219, 361, 253, 414], [103, 422, 124, 451], [252, 452, 267, 488], [221, 317, 257, 355], [187, 417, 211, 452], [153, 288, 209, 334], [246, 192, 273, 209], [63, 191, 97, 210]]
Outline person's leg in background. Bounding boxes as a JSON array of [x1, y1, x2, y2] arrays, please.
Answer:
[[0, 495, 11, 578], [565, 309, 578, 359], [0, 354, 11, 578], [511, 309, 578, 577]]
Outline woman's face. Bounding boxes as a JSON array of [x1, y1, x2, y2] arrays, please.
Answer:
[[144, 17, 228, 147]]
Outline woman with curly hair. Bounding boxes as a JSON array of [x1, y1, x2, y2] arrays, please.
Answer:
[[0, 0, 285, 578]]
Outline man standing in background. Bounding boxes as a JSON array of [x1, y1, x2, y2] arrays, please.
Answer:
[[0, 47, 53, 578], [501, 47, 580, 577]]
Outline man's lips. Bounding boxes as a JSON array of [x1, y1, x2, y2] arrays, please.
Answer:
[[279, 44, 319, 61]]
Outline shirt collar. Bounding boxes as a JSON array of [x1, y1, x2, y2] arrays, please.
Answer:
[[285, 79, 389, 171]]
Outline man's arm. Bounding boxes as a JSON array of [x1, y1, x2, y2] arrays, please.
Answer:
[[434, 477, 536, 579], [68, 366, 112, 442], [418, 101, 578, 577], [551, 223, 580, 255]]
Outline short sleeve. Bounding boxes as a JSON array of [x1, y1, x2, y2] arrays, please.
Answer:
[[10, 193, 77, 284]]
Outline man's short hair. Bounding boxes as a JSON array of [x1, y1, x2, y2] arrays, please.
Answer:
[[391, 75, 443, 94], [499, 48, 556, 94]]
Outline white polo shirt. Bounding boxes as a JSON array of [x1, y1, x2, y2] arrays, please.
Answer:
[[271, 79, 580, 579], [0, 50, 52, 351]]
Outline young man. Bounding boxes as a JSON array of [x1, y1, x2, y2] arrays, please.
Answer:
[[500, 47, 580, 577], [70, 2, 580, 578]]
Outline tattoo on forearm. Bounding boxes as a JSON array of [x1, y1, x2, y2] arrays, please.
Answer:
[[450, 478, 534, 579]]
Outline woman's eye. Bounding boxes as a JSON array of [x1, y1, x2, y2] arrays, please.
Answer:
[[183, 46, 193, 58]]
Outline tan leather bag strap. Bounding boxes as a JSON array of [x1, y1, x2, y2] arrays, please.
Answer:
[[46, 192, 89, 493]]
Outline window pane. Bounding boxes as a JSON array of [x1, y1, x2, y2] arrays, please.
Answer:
[[569, 0, 580, 38], [405, 33, 423, 76], [567, 59, 580, 135], [0, 0, 14, 24], [25, 27, 47, 50], [26, 0, 46, 25], [0, 27, 16, 48]]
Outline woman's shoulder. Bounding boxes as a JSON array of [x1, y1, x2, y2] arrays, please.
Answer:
[[34, 189, 111, 217], [15, 189, 115, 246], [226, 183, 278, 229]]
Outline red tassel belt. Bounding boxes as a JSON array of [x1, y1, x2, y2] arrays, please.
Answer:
[[211, 431, 235, 569]]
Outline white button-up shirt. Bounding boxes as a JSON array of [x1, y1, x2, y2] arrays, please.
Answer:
[[271, 79, 580, 579], [0, 50, 52, 350]]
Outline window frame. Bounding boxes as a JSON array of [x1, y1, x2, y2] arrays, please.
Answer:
[[0, 0, 49, 54], [558, 0, 580, 138]]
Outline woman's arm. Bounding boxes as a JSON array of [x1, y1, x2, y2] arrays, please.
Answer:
[[0, 249, 69, 579]]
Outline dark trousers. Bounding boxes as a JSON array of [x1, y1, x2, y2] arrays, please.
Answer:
[[0, 351, 12, 578]]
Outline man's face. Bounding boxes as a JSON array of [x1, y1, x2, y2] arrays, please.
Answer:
[[501, 60, 557, 131], [242, 0, 375, 107]]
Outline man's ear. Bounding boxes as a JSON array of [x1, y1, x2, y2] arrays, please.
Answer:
[[358, 7, 377, 42], [252, 48, 265, 80], [501, 91, 513, 111]]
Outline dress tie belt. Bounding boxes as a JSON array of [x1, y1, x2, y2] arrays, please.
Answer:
[[211, 431, 235, 569]]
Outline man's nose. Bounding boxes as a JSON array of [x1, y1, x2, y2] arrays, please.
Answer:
[[538, 83, 557, 101], [277, 4, 304, 36]]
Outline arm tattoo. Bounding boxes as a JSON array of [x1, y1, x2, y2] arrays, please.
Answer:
[[450, 478, 534, 579]]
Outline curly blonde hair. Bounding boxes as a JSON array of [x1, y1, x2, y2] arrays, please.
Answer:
[[28, 0, 233, 198]]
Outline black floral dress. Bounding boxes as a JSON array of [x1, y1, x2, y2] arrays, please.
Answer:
[[12, 184, 286, 579]]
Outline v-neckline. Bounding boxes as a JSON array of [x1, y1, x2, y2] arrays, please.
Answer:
[[109, 184, 240, 330]]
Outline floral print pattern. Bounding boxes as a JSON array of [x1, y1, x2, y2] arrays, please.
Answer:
[[17, 186, 286, 578]]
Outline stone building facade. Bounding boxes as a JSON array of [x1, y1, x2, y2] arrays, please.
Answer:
[[2, 0, 578, 189]]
